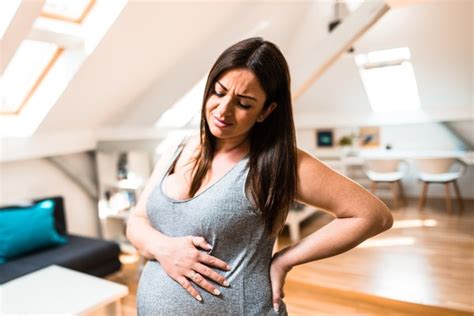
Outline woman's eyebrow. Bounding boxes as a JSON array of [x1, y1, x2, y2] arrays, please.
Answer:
[[216, 81, 258, 102]]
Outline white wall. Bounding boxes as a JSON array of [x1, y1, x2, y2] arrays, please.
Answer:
[[0, 152, 100, 238], [380, 123, 466, 151], [296, 122, 474, 200]]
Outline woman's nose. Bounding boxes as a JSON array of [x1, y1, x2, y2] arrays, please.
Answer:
[[215, 98, 233, 118]]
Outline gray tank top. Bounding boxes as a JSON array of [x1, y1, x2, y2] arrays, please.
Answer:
[[136, 140, 288, 315]]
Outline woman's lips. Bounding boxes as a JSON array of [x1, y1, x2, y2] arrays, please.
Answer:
[[213, 115, 233, 128]]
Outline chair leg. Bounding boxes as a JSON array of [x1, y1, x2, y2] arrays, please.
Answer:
[[444, 183, 453, 215], [288, 221, 300, 243], [453, 180, 464, 214], [398, 181, 407, 206], [370, 181, 377, 194], [390, 182, 399, 209], [418, 182, 429, 211]]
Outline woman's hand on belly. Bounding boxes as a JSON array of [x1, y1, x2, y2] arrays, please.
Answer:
[[154, 235, 232, 302]]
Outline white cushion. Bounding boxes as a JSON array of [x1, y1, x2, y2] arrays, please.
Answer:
[[419, 172, 462, 183], [366, 171, 405, 182]]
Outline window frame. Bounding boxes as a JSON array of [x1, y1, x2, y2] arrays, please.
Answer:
[[40, 0, 95, 24], [0, 46, 64, 116]]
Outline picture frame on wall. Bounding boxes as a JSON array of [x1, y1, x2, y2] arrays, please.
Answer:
[[359, 126, 380, 147], [316, 129, 334, 148]]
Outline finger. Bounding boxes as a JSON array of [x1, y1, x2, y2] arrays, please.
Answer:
[[191, 236, 212, 250], [194, 262, 230, 287], [199, 253, 231, 271], [271, 278, 281, 312], [272, 295, 280, 312], [175, 276, 202, 302], [187, 270, 222, 296]]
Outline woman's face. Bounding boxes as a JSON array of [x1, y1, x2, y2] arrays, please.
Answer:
[[205, 68, 276, 143]]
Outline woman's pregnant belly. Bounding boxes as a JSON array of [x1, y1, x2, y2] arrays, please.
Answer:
[[137, 260, 243, 315], [136, 260, 287, 316]]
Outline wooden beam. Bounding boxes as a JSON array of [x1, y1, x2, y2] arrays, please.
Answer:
[[47, 154, 98, 200], [292, 0, 389, 102]]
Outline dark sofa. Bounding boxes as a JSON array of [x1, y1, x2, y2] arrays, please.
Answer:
[[0, 196, 121, 284]]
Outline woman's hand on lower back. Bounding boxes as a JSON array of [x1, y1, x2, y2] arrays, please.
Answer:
[[270, 247, 293, 312], [153, 235, 231, 302]]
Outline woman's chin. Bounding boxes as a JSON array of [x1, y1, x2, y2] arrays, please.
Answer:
[[209, 124, 232, 137], [209, 128, 228, 138]]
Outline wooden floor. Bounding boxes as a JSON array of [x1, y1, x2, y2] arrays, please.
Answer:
[[99, 198, 473, 316]]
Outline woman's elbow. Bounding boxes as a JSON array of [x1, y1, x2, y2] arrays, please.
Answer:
[[376, 203, 393, 233]]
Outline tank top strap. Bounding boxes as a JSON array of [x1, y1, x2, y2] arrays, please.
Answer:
[[166, 135, 192, 175]]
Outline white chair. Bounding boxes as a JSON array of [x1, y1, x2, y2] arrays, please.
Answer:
[[414, 158, 467, 214], [363, 159, 409, 209]]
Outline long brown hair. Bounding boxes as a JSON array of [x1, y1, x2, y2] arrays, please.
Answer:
[[190, 37, 297, 239]]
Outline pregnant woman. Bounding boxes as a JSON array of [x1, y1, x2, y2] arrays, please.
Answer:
[[126, 37, 393, 315]]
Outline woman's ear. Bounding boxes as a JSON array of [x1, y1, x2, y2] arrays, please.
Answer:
[[257, 102, 277, 123]]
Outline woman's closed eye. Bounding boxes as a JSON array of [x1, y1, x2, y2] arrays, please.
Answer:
[[214, 90, 225, 98], [214, 89, 251, 109], [237, 102, 251, 109]]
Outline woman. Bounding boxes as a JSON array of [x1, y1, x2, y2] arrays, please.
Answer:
[[126, 37, 393, 315]]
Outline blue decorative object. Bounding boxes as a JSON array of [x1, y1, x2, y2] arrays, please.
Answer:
[[316, 130, 334, 147], [0, 200, 68, 264]]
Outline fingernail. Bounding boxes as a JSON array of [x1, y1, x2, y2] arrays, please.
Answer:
[[213, 289, 221, 295], [196, 294, 202, 301], [223, 280, 230, 287], [273, 303, 279, 312], [206, 243, 212, 249], [226, 265, 231, 270]]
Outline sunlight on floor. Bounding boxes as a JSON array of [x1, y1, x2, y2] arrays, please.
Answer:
[[119, 252, 140, 265], [357, 236, 415, 248], [392, 219, 438, 228]]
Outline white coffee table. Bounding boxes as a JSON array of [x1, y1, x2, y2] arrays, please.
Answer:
[[0, 265, 129, 315]]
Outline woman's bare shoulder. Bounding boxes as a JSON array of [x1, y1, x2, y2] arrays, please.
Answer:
[[175, 133, 201, 169], [296, 147, 318, 165]]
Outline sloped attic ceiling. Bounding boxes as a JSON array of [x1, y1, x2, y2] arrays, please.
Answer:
[[1, 1, 311, 162], [2, 1, 472, 162], [34, 1, 310, 134], [294, 0, 472, 126]]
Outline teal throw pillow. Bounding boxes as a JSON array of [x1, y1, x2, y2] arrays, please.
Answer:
[[0, 199, 68, 264]]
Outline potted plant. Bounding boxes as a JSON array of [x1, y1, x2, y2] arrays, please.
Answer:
[[338, 133, 358, 156]]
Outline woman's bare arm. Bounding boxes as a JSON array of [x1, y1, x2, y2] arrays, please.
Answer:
[[269, 148, 393, 311], [274, 148, 393, 270]]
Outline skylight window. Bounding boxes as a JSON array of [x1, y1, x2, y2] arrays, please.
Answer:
[[40, 0, 95, 24], [0, 0, 21, 39], [355, 47, 421, 112], [0, 40, 62, 115], [0, 0, 126, 137]]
